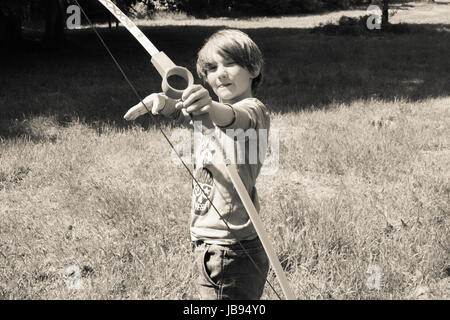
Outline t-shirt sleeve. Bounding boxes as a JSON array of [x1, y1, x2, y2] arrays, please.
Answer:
[[220, 98, 270, 131]]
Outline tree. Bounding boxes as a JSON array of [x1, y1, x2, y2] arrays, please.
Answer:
[[0, 0, 23, 48], [1, 0, 145, 49], [43, 0, 66, 46], [165, 0, 373, 17], [381, 0, 389, 27], [0, 0, 65, 47]]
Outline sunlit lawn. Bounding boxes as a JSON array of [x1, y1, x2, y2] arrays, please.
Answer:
[[0, 1, 449, 299]]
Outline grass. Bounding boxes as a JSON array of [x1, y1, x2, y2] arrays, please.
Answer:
[[0, 1, 449, 299]]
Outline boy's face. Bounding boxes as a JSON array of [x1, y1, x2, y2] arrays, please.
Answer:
[[205, 51, 256, 104]]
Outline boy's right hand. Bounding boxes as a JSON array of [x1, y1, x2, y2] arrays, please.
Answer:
[[124, 93, 181, 121]]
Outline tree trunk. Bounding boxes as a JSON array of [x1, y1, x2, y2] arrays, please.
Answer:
[[0, 10, 23, 49], [382, 0, 389, 27], [43, 0, 65, 46]]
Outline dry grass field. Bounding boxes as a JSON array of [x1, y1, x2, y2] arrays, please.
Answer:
[[0, 1, 449, 299]]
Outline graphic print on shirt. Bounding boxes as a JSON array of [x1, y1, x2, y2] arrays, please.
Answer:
[[192, 167, 214, 216], [195, 129, 217, 168]]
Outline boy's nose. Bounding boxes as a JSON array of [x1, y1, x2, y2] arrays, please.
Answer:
[[217, 65, 228, 77]]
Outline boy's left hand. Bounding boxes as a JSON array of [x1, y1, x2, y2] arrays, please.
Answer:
[[180, 84, 212, 115]]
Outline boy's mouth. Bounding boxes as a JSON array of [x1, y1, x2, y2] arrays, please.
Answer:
[[218, 83, 232, 89]]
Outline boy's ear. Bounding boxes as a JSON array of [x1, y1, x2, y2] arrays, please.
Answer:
[[250, 65, 261, 79]]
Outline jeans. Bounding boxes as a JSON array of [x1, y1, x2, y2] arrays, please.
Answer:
[[192, 237, 269, 300]]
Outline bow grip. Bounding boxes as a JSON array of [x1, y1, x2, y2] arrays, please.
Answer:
[[151, 51, 194, 100]]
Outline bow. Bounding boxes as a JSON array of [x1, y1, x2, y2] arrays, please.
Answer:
[[74, 0, 295, 300]]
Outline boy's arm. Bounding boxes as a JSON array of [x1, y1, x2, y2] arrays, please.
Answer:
[[208, 101, 235, 127], [208, 99, 268, 131]]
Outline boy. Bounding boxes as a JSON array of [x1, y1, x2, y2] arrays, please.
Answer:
[[124, 29, 270, 300]]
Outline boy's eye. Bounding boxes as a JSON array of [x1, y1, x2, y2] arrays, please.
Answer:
[[205, 63, 217, 72], [224, 61, 235, 67]]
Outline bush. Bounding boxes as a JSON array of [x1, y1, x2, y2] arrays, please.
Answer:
[[132, 1, 156, 18], [164, 0, 372, 17], [311, 14, 413, 36], [165, 0, 231, 17]]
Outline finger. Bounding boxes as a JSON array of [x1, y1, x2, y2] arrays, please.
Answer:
[[151, 94, 166, 115], [141, 94, 157, 113], [191, 105, 211, 115], [124, 102, 150, 120], [124, 94, 156, 120], [186, 96, 211, 113], [183, 88, 209, 109], [181, 84, 202, 102], [175, 100, 184, 110]]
